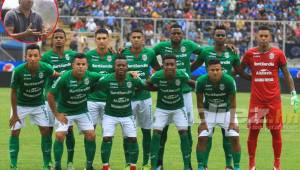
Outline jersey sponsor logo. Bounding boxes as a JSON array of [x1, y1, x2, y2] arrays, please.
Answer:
[[256, 69, 272, 75], [254, 62, 274, 66], [175, 79, 181, 86], [53, 63, 71, 69], [219, 84, 225, 91], [91, 64, 113, 69], [84, 78, 89, 85], [24, 80, 44, 86], [110, 90, 132, 95], [127, 82, 132, 88], [220, 61, 231, 65], [113, 97, 130, 103], [209, 52, 216, 56], [39, 72, 44, 79], [128, 63, 148, 69], [269, 53, 275, 59], [107, 55, 112, 62], [254, 78, 274, 82], [69, 86, 90, 93], [181, 46, 186, 52], [142, 54, 147, 61]]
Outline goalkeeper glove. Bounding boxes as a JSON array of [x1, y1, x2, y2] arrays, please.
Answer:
[[291, 90, 299, 113]]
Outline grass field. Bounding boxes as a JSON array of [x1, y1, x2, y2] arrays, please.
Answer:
[[0, 88, 299, 170]]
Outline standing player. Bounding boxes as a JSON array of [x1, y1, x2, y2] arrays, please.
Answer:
[[47, 53, 102, 170], [240, 25, 299, 170], [191, 25, 250, 170], [153, 24, 203, 169], [41, 28, 77, 170], [99, 56, 145, 170], [85, 28, 117, 128], [195, 59, 241, 170], [148, 55, 195, 170], [9, 44, 59, 170], [121, 29, 159, 169]]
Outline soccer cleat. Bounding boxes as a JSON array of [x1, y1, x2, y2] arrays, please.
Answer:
[[225, 166, 234, 170], [130, 165, 136, 170], [142, 165, 151, 170], [273, 167, 281, 170], [67, 162, 75, 170], [102, 164, 111, 170], [157, 165, 163, 170], [248, 167, 255, 170]]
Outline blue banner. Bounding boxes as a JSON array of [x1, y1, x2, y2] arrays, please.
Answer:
[[0, 61, 23, 72]]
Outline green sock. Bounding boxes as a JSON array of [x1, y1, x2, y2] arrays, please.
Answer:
[[196, 150, 206, 168], [9, 136, 19, 167], [41, 134, 52, 167], [66, 130, 75, 163], [223, 136, 233, 167], [141, 128, 151, 165], [204, 137, 212, 167], [101, 140, 112, 164], [232, 151, 241, 168], [187, 126, 193, 166], [53, 140, 63, 169], [128, 141, 139, 164], [150, 132, 161, 169], [158, 125, 168, 164], [180, 132, 191, 169], [123, 138, 129, 165], [84, 138, 96, 168]]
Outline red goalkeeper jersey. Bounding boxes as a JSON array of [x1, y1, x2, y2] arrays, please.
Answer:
[[242, 47, 287, 103]]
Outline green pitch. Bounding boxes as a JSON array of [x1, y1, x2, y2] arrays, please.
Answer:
[[0, 88, 299, 170]]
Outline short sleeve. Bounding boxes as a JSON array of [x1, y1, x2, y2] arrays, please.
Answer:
[[227, 77, 237, 95], [277, 50, 287, 67], [195, 77, 205, 93], [4, 10, 15, 27], [153, 43, 162, 55], [10, 69, 19, 89], [133, 77, 146, 89], [90, 72, 103, 84], [180, 70, 189, 83], [150, 71, 159, 85], [49, 76, 63, 95], [189, 40, 202, 55], [241, 51, 251, 66], [232, 53, 241, 67], [149, 49, 159, 68], [44, 63, 55, 77]]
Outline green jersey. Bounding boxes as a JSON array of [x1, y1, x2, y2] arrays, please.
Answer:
[[195, 74, 236, 112], [153, 39, 202, 93], [122, 47, 157, 101], [86, 49, 116, 102], [10, 61, 54, 107], [195, 46, 240, 76], [150, 69, 189, 110], [98, 73, 145, 117], [49, 70, 102, 115], [41, 50, 77, 99]]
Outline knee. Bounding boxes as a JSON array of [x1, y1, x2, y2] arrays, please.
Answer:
[[68, 126, 73, 132], [40, 127, 51, 136], [56, 132, 66, 142], [85, 131, 95, 141], [11, 130, 20, 137], [178, 130, 188, 135], [153, 129, 162, 135], [127, 137, 137, 143]]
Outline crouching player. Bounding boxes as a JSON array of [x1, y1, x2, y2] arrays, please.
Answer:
[[148, 55, 195, 170], [196, 59, 241, 170]]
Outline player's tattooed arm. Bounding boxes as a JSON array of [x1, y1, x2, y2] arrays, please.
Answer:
[[47, 92, 68, 124], [238, 62, 251, 80], [196, 92, 208, 133], [280, 64, 299, 112], [9, 88, 21, 128], [229, 94, 239, 132]]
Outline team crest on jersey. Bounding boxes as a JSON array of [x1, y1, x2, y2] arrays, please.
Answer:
[[65, 54, 70, 60], [84, 78, 89, 85], [142, 54, 147, 61], [107, 55, 112, 62], [181, 46, 186, 53], [39, 72, 44, 79], [127, 82, 132, 88], [269, 53, 274, 59], [224, 52, 229, 58], [219, 84, 225, 91], [175, 79, 181, 86]]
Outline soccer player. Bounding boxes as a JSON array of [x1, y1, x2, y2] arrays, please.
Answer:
[[121, 28, 159, 169], [41, 28, 77, 170], [85, 28, 117, 128], [47, 53, 102, 170], [191, 25, 250, 170], [9, 44, 59, 170], [240, 25, 299, 170], [195, 59, 241, 170], [99, 56, 145, 170], [153, 24, 203, 169], [148, 55, 195, 170]]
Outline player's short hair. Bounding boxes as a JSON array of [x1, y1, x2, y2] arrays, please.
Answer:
[[257, 24, 272, 32], [131, 28, 144, 35], [170, 23, 182, 30], [207, 59, 221, 66], [115, 54, 127, 61], [25, 44, 40, 54], [95, 28, 109, 37], [52, 28, 66, 38], [72, 53, 87, 63], [213, 24, 227, 34], [162, 55, 177, 63]]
